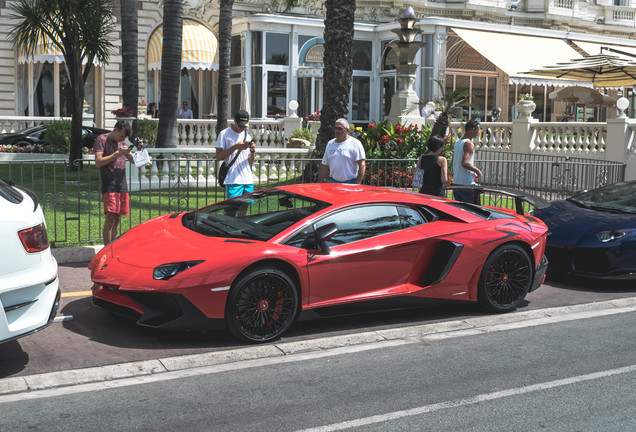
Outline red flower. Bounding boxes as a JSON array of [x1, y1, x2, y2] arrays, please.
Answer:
[[380, 135, 391, 144], [368, 123, 376, 129]]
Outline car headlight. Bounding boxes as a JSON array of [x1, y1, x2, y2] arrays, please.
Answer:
[[597, 229, 635, 243], [153, 260, 204, 280]]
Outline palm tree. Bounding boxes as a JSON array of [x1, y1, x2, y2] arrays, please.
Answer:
[[316, 0, 356, 155], [9, 0, 115, 169], [120, 0, 139, 137], [430, 78, 473, 138], [215, 0, 234, 134], [155, 0, 183, 148]]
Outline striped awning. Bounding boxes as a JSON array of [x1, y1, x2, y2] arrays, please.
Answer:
[[18, 33, 64, 64], [148, 19, 219, 71], [452, 28, 591, 87]]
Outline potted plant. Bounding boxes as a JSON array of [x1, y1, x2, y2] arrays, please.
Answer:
[[111, 105, 134, 119], [516, 93, 536, 118], [304, 110, 321, 134]]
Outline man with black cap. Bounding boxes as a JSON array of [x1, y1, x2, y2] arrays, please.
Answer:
[[215, 110, 256, 198]]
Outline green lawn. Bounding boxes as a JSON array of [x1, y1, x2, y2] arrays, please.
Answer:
[[2, 159, 540, 248], [1, 159, 307, 247]]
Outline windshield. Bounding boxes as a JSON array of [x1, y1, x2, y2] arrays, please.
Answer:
[[182, 189, 331, 241], [17, 125, 45, 136], [569, 181, 636, 214]]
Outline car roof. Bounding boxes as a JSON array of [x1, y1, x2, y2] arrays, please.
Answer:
[[275, 183, 427, 207]]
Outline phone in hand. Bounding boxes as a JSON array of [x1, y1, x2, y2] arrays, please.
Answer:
[[130, 137, 143, 150]]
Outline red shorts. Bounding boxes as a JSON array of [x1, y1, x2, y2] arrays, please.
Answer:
[[102, 192, 130, 215]]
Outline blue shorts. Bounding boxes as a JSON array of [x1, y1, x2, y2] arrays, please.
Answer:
[[329, 178, 357, 184], [226, 184, 254, 198], [453, 189, 476, 204]]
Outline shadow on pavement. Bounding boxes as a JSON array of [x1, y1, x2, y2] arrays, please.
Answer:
[[0, 340, 29, 378], [545, 272, 635, 293], [60, 298, 236, 350]]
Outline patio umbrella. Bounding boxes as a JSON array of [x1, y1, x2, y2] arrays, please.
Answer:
[[549, 86, 616, 106], [525, 54, 636, 88]]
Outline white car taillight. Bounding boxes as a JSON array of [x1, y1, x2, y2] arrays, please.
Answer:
[[18, 223, 50, 252]]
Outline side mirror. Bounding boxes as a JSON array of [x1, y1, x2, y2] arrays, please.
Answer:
[[315, 223, 338, 255]]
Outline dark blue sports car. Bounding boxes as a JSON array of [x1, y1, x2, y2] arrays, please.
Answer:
[[532, 180, 636, 280]]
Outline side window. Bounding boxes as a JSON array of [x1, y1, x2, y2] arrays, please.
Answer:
[[397, 206, 428, 228], [316, 205, 401, 247], [285, 225, 315, 249]]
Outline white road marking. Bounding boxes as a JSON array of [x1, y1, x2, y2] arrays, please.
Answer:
[[295, 364, 636, 432]]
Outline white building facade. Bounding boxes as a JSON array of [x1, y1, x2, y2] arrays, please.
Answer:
[[1, 0, 636, 127]]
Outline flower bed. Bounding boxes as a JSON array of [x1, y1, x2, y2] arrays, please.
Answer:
[[0, 143, 52, 154]]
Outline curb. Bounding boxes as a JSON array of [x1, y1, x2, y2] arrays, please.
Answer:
[[52, 245, 103, 265], [2, 297, 635, 396]]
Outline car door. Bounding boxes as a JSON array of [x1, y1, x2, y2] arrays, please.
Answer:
[[301, 204, 428, 307]]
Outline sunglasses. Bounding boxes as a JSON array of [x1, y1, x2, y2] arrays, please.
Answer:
[[335, 126, 346, 131]]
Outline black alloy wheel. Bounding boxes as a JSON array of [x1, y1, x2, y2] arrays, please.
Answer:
[[478, 244, 532, 312], [226, 266, 299, 342]]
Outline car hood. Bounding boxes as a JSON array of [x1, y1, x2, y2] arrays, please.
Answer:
[[533, 200, 636, 246], [107, 213, 278, 268]]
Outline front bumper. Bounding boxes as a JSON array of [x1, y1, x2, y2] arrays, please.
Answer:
[[92, 284, 224, 330], [545, 245, 635, 280], [530, 255, 549, 292]]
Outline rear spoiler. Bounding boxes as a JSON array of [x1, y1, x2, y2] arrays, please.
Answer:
[[442, 185, 550, 215]]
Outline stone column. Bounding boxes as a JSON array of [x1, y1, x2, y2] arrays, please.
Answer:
[[511, 116, 536, 155]]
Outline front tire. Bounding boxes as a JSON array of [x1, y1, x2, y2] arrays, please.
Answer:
[[478, 244, 532, 312], [225, 266, 299, 342]]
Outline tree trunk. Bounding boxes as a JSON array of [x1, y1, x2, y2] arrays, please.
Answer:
[[121, 0, 139, 137], [156, 0, 183, 148], [216, 0, 234, 134], [68, 51, 85, 170], [316, 0, 356, 155]]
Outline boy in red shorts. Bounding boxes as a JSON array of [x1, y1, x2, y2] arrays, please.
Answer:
[[93, 120, 137, 245]]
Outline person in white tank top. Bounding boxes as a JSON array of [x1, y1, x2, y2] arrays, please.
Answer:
[[452, 119, 483, 203]]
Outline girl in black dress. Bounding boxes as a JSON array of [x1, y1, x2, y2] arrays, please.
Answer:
[[416, 135, 448, 197]]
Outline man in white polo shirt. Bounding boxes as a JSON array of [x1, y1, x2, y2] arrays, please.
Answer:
[[318, 118, 366, 184]]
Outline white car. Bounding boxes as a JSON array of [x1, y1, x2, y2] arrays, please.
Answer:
[[0, 179, 60, 344]]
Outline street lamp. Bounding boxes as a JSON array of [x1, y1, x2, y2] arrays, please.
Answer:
[[386, 6, 424, 121], [616, 97, 629, 119]]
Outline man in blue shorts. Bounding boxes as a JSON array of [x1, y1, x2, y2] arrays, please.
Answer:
[[215, 110, 256, 198]]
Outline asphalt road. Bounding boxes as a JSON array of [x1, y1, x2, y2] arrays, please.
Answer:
[[1, 301, 635, 431], [0, 262, 634, 380]]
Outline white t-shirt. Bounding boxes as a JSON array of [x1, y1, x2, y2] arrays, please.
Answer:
[[215, 127, 253, 185], [321, 136, 366, 182]]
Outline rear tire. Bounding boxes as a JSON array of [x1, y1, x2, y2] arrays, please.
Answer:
[[225, 266, 299, 342], [478, 244, 532, 312]]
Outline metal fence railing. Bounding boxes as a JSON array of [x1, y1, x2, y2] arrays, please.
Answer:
[[475, 150, 626, 200], [0, 152, 625, 246]]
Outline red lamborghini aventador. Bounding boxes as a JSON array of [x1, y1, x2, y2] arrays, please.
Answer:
[[89, 183, 548, 342]]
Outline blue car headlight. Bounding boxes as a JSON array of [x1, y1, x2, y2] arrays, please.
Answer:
[[153, 260, 204, 280], [597, 229, 635, 243]]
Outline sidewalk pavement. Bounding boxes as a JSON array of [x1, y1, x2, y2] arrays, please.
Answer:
[[52, 246, 103, 265]]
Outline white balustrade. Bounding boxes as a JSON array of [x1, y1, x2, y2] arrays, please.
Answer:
[[0, 116, 71, 134], [531, 122, 606, 156], [1, 115, 634, 180], [127, 146, 312, 191]]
